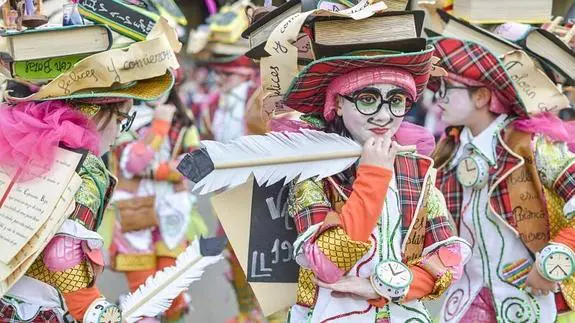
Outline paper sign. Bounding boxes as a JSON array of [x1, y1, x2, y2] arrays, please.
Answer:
[[211, 178, 298, 316], [7, 18, 180, 102], [260, 0, 388, 98], [502, 50, 570, 115]]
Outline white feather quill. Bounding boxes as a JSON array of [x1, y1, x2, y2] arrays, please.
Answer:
[[120, 239, 223, 322], [192, 129, 363, 194]]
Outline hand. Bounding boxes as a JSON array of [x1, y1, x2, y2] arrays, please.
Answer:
[[524, 266, 559, 296], [313, 276, 380, 300], [154, 104, 176, 122], [359, 135, 398, 170]]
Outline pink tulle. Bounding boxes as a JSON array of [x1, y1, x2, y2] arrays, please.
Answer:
[[393, 122, 436, 156], [271, 119, 435, 156], [0, 101, 100, 179], [513, 113, 575, 152]]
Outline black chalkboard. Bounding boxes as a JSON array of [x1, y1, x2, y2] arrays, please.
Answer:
[[78, 0, 158, 41], [247, 180, 299, 283]]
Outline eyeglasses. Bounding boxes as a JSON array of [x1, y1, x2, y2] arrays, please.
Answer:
[[434, 78, 480, 99], [342, 87, 413, 118], [116, 110, 137, 133]]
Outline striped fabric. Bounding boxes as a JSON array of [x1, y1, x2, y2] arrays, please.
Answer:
[[428, 37, 526, 117], [501, 259, 532, 288], [283, 46, 435, 115]]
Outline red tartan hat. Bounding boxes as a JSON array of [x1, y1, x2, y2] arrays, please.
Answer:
[[283, 46, 435, 115], [428, 37, 527, 117]]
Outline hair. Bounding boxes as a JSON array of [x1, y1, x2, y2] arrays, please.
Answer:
[[168, 86, 195, 128]]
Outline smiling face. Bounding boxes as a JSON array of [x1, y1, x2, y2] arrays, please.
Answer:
[[337, 84, 411, 145]]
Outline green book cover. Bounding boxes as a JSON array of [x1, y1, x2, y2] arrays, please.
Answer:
[[12, 54, 88, 81]]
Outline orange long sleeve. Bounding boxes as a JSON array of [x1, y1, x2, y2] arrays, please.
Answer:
[[62, 286, 101, 321], [368, 265, 435, 307], [338, 165, 392, 242]]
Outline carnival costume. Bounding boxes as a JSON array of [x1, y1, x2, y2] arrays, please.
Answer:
[[0, 18, 179, 323], [279, 26, 471, 323], [430, 36, 575, 322]]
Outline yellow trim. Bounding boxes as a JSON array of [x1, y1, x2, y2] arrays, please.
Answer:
[[115, 254, 157, 271], [155, 241, 186, 258]]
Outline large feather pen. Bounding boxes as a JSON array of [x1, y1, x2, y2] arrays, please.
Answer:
[[178, 130, 365, 195], [120, 237, 226, 322]]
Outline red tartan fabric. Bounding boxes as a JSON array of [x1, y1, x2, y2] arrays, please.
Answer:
[[555, 163, 575, 203], [283, 47, 434, 115], [429, 37, 526, 117], [292, 154, 453, 252], [0, 300, 60, 322]]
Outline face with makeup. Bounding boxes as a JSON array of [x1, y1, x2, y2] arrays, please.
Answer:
[[435, 78, 478, 126], [95, 100, 133, 155], [336, 84, 412, 145]]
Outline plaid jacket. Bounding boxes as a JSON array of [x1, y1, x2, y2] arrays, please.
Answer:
[[436, 125, 575, 249], [291, 152, 455, 261]]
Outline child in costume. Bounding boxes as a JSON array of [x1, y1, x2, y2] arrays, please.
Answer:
[[0, 73, 175, 322], [430, 36, 575, 322], [109, 67, 206, 322], [282, 39, 470, 323]]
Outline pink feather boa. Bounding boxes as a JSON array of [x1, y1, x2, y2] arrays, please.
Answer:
[[513, 113, 575, 152], [0, 101, 100, 178], [270, 119, 435, 156]]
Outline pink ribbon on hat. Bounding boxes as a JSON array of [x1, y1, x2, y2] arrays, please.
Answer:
[[324, 67, 417, 121], [444, 73, 511, 115]]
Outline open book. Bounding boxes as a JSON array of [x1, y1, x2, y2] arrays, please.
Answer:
[[0, 147, 86, 296]]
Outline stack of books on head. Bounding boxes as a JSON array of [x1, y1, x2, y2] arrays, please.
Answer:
[[0, 24, 113, 82], [452, 0, 553, 24]]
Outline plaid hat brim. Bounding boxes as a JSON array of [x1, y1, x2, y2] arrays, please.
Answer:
[[283, 46, 435, 115], [428, 37, 526, 117]]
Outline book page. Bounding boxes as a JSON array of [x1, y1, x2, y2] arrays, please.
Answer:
[[0, 174, 81, 295], [0, 148, 84, 264]]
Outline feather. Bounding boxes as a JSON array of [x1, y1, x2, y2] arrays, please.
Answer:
[[187, 129, 363, 194], [120, 239, 223, 322]]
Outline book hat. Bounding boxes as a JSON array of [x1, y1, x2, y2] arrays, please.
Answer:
[[262, 1, 434, 118], [1, 18, 181, 104], [428, 36, 526, 117]]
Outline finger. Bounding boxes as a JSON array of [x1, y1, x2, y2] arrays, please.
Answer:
[[524, 286, 532, 294], [380, 136, 392, 151]]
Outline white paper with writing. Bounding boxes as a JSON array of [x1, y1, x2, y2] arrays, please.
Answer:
[[502, 50, 570, 115], [0, 173, 82, 296], [0, 149, 84, 264], [260, 0, 388, 99]]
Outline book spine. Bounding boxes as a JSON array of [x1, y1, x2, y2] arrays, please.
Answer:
[[78, 0, 159, 41]]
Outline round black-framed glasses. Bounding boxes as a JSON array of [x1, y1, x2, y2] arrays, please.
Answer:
[[341, 87, 413, 118]]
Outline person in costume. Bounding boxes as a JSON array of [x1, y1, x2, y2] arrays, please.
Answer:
[[429, 37, 575, 322], [280, 37, 471, 321], [0, 64, 175, 322], [108, 66, 207, 323]]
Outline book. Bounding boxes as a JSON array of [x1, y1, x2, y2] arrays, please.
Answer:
[[313, 11, 424, 47], [0, 147, 86, 295], [523, 29, 575, 81], [0, 24, 113, 61], [436, 10, 521, 57], [452, 0, 553, 24], [242, 0, 302, 59], [78, 0, 159, 41], [209, 3, 250, 44], [11, 54, 88, 82]]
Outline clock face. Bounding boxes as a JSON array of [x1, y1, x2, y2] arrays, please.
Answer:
[[456, 157, 480, 187], [377, 261, 412, 288], [544, 252, 574, 281]]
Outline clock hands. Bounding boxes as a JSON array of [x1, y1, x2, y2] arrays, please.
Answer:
[[550, 265, 568, 276]]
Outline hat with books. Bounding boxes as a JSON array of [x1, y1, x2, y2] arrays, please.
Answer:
[[274, 1, 433, 119], [428, 36, 526, 117], [0, 17, 181, 104]]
